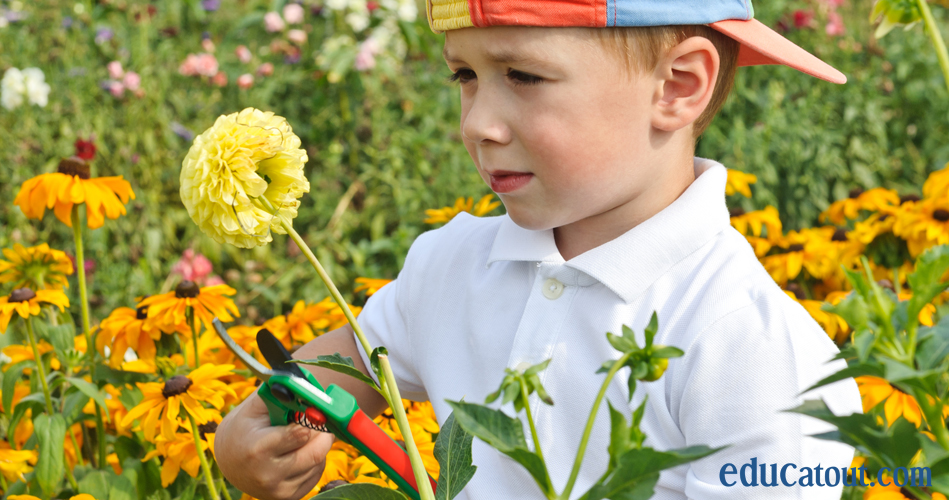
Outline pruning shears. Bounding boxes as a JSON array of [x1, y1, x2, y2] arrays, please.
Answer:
[[211, 318, 437, 500]]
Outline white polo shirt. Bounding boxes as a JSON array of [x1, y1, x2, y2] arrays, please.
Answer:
[[354, 157, 862, 499]]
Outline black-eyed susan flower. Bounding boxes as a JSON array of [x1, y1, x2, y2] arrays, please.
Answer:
[[179, 107, 310, 249], [0, 287, 69, 333], [424, 194, 501, 224], [784, 291, 850, 345], [97, 304, 162, 368], [83, 384, 132, 436], [729, 206, 782, 240], [924, 162, 949, 199], [138, 281, 238, 337], [761, 228, 836, 285], [0, 446, 37, 483], [855, 376, 922, 427], [142, 426, 209, 487], [820, 187, 900, 225], [0, 243, 73, 291], [724, 169, 757, 198], [893, 197, 949, 256], [13, 156, 135, 229], [121, 363, 234, 442], [264, 298, 360, 346]]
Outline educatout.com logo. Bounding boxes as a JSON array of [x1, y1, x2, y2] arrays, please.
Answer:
[[719, 458, 931, 488]]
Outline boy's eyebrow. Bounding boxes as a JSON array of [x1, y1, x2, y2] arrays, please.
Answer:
[[443, 47, 532, 64]]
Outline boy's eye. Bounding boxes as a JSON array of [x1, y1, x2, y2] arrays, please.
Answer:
[[506, 70, 543, 86], [448, 68, 476, 84]]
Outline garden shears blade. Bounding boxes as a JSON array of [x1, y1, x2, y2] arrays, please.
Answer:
[[210, 318, 437, 499]]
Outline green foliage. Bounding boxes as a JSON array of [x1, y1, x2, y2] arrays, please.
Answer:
[[432, 412, 477, 500], [313, 483, 410, 499], [34, 413, 67, 496], [293, 352, 379, 390], [484, 358, 554, 412]]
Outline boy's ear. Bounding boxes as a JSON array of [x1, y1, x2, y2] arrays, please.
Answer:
[[650, 36, 720, 133]]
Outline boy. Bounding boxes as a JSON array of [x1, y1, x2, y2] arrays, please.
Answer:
[[216, 1, 862, 499]]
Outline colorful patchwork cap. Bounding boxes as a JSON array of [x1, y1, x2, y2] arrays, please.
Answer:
[[427, 0, 845, 84]]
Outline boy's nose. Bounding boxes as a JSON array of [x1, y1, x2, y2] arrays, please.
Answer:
[[461, 89, 512, 146]]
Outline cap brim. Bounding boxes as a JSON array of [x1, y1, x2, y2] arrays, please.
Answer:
[[710, 19, 846, 84]]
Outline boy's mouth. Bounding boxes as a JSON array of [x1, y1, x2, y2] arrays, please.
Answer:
[[489, 171, 533, 194]]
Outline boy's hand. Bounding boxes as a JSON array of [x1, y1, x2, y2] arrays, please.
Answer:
[[215, 390, 335, 500]]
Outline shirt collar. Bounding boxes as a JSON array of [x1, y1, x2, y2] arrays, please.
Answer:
[[486, 157, 731, 303]]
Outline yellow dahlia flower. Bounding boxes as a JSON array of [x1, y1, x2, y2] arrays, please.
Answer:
[[180, 107, 310, 248], [0, 243, 74, 291]]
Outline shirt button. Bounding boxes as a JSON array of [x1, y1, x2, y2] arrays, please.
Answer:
[[542, 278, 564, 300]]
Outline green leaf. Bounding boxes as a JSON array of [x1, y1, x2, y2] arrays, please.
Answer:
[[34, 412, 67, 497], [803, 363, 884, 393], [527, 374, 553, 406], [908, 245, 949, 327], [583, 446, 720, 500], [3, 359, 31, 414], [369, 346, 387, 388], [434, 412, 477, 500], [650, 346, 684, 359], [523, 358, 551, 376], [110, 470, 138, 500], [643, 312, 659, 348], [445, 400, 554, 495], [61, 389, 91, 425], [46, 323, 76, 356], [607, 331, 635, 353], [79, 470, 113, 500], [312, 483, 410, 499], [788, 399, 920, 468], [917, 321, 949, 370], [67, 376, 110, 419], [8, 393, 46, 444], [607, 402, 630, 470], [292, 352, 379, 390]]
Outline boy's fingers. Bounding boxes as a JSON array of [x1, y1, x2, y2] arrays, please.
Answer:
[[278, 429, 335, 477]]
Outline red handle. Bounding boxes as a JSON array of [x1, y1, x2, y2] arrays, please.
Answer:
[[346, 409, 438, 493]]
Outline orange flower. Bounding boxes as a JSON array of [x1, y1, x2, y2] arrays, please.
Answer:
[[354, 277, 393, 297], [264, 298, 360, 346], [855, 376, 922, 427], [820, 187, 900, 225], [0, 287, 69, 333], [13, 156, 135, 229], [98, 304, 163, 368], [725, 169, 757, 198], [138, 281, 238, 336], [0, 243, 73, 291]]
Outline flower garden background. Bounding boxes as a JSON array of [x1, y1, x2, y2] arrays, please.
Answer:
[[3, 0, 949, 499]]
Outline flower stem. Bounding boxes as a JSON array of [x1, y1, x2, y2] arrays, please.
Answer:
[[25, 317, 55, 415], [187, 306, 200, 368], [187, 412, 221, 500], [560, 351, 633, 500], [71, 205, 108, 469], [379, 355, 435, 500], [519, 378, 546, 467], [917, 0, 949, 96], [213, 463, 233, 500]]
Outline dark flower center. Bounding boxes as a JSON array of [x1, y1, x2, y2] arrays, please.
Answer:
[[175, 280, 200, 298], [57, 156, 91, 179], [136, 305, 149, 320], [787, 244, 805, 252], [785, 283, 805, 300], [900, 194, 920, 205], [198, 421, 218, 440], [729, 207, 746, 218], [848, 188, 864, 199], [934, 209, 949, 222], [9, 288, 36, 303], [877, 279, 895, 292], [832, 229, 848, 242], [162, 375, 193, 398], [320, 480, 350, 493]]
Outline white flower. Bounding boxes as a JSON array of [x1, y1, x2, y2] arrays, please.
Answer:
[[1, 67, 25, 110], [325, 0, 347, 10], [21, 68, 51, 107], [345, 11, 369, 32], [283, 3, 304, 24], [264, 11, 285, 32], [397, 0, 417, 22]]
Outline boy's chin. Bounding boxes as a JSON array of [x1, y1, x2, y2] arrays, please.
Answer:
[[505, 206, 561, 232]]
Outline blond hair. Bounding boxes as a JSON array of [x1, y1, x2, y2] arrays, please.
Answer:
[[592, 25, 740, 139]]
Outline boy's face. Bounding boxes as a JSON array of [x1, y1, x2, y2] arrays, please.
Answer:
[[443, 26, 673, 232]]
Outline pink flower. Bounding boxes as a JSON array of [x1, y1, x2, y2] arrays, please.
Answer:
[[826, 11, 845, 36], [107, 60, 124, 79], [287, 29, 307, 45], [367, 1, 379, 11], [793, 10, 814, 29], [179, 54, 199, 76], [109, 80, 125, 98], [264, 11, 285, 32], [179, 53, 219, 77], [123, 71, 140, 91], [204, 275, 225, 286], [211, 71, 228, 87], [822, 0, 845, 7], [237, 73, 254, 89], [235, 44, 252, 64], [202, 38, 216, 53], [354, 38, 380, 71], [171, 249, 214, 283], [257, 62, 274, 77], [283, 3, 304, 24]]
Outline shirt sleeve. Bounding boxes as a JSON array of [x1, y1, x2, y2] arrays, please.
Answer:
[[350, 235, 433, 403], [662, 291, 862, 499]]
